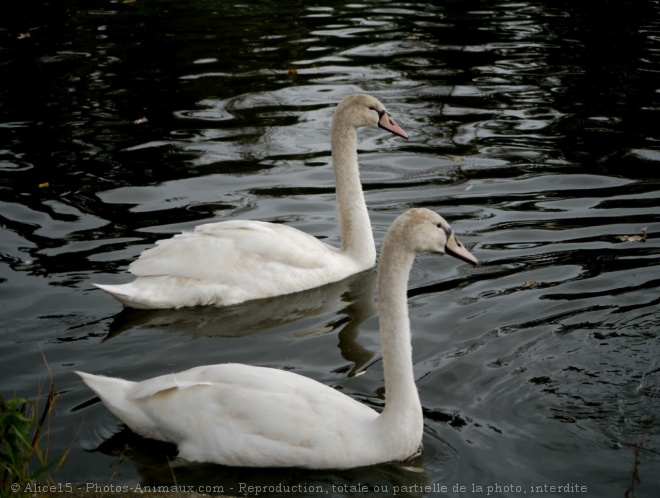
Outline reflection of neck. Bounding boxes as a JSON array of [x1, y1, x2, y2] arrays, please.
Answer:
[[337, 270, 378, 376], [331, 121, 375, 267]]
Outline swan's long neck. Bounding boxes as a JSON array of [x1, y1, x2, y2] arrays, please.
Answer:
[[331, 121, 375, 266], [377, 232, 424, 452], [375, 237, 423, 435]]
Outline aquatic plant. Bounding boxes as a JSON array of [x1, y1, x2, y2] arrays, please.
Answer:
[[0, 383, 67, 497], [624, 420, 653, 498]]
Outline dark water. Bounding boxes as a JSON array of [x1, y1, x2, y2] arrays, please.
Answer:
[[1, 0, 659, 496]]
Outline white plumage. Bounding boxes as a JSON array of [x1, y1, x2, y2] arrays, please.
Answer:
[[78, 208, 478, 469], [95, 94, 408, 309]]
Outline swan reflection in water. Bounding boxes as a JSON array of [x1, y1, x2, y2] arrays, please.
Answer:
[[105, 268, 378, 376]]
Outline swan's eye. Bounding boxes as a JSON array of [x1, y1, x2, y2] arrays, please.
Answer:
[[368, 106, 385, 117], [437, 224, 453, 238]]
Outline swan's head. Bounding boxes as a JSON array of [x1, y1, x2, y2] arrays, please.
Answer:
[[335, 94, 409, 140], [388, 208, 478, 265]]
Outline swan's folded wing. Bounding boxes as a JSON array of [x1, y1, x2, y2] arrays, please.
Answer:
[[126, 364, 374, 421], [128, 220, 338, 282], [126, 364, 261, 400], [127, 364, 327, 400], [124, 364, 378, 466]]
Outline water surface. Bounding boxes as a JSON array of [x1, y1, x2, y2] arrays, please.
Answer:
[[1, 1, 659, 497]]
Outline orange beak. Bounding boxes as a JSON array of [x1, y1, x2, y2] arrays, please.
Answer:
[[445, 234, 478, 265], [378, 112, 409, 140]]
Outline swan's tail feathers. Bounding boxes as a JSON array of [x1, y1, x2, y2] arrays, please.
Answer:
[[94, 279, 227, 309], [93, 283, 137, 307], [94, 282, 163, 310], [76, 370, 134, 406], [75, 371, 149, 433], [94, 282, 168, 310]]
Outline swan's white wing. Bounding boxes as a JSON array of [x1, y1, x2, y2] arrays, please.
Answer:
[[128, 220, 339, 283], [125, 364, 378, 467], [99, 219, 364, 307], [127, 363, 291, 399]]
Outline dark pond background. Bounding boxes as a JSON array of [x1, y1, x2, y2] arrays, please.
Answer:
[[1, 0, 659, 496]]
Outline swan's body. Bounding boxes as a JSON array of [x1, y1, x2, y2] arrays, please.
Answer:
[[95, 94, 408, 309], [78, 208, 478, 469]]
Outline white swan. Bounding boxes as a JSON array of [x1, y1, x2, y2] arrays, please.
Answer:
[[77, 208, 478, 469], [95, 94, 408, 309]]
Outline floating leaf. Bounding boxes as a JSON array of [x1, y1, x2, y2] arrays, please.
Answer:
[[617, 235, 645, 242], [616, 227, 647, 243], [400, 465, 425, 473]]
